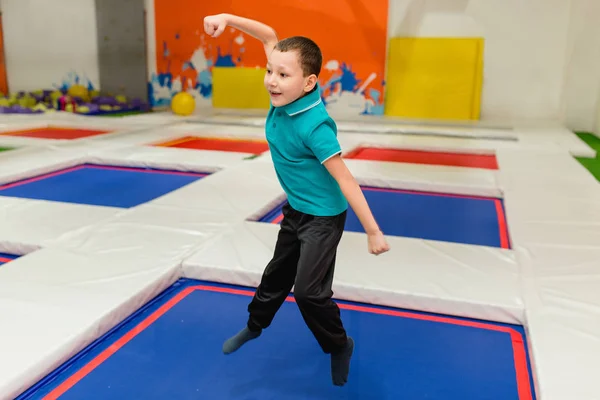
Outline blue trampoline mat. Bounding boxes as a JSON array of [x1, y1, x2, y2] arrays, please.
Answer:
[[0, 252, 18, 266], [0, 164, 208, 208], [259, 187, 511, 249], [21, 279, 535, 400]]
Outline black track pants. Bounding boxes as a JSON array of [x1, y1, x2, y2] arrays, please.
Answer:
[[247, 203, 348, 354]]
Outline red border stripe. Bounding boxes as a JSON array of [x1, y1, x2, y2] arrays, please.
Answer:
[[495, 199, 511, 249], [84, 164, 208, 177], [43, 284, 532, 400], [0, 166, 85, 190], [344, 147, 499, 170], [363, 185, 499, 201]]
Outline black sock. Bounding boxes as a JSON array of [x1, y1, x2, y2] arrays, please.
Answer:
[[331, 337, 354, 386], [222, 326, 262, 354]]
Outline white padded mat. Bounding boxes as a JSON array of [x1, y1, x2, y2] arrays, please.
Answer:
[[87, 145, 248, 173], [82, 122, 257, 146], [150, 161, 284, 221], [0, 197, 121, 255], [518, 245, 600, 400], [342, 158, 501, 197], [0, 149, 87, 185], [498, 149, 600, 249]]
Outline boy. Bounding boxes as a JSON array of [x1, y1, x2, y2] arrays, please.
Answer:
[[203, 13, 390, 387]]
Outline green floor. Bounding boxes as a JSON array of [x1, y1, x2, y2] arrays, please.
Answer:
[[97, 110, 149, 117], [575, 132, 600, 182]]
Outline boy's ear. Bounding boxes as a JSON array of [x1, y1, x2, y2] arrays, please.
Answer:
[[304, 74, 318, 92]]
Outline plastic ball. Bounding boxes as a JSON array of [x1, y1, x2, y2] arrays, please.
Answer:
[[76, 105, 90, 114], [50, 90, 63, 102], [18, 94, 37, 108], [33, 103, 48, 112], [67, 85, 89, 102], [171, 92, 195, 116]]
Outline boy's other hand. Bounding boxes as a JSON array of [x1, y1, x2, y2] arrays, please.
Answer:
[[204, 14, 228, 37], [367, 230, 390, 255]]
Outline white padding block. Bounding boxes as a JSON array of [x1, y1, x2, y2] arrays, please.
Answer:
[[505, 190, 600, 248], [88, 145, 247, 173], [518, 246, 600, 400], [0, 197, 121, 255], [0, 148, 87, 186], [506, 191, 600, 225], [82, 123, 202, 147], [343, 158, 501, 197], [151, 160, 284, 221], [497, 149, 600, 248], [343, 136, 497, 156], [496, 149, 600, 192], [183, 122, 268, 141], [513, 125, 596, 158], [46, 218, 216, 263], [47, 202, 242, 251], [182, 221, 524, 325], [0, 248, 181, 400]]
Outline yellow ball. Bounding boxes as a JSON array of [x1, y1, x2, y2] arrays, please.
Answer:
[[171, 92, 195, 116], [67, 84, 89, 101]]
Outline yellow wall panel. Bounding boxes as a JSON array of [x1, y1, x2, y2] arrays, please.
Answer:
[[212, 67, 270, 109], [384, 37, 484, 120]]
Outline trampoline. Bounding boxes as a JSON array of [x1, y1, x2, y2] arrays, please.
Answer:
[[0, 252, 18, 266], [259, 187, 510, 249], [0, 126, 111, 140], [0, 164, 208, 208], [19, 279, 535, 400], [154, 136, 270, 155], [344, 147, 499, 169]]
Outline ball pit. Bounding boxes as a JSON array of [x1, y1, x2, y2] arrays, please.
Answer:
[[0, 88, 151, 116]]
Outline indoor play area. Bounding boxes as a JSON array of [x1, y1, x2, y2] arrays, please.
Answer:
[[0, 0, 599, 399]]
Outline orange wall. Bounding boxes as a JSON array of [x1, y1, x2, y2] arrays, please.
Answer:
[[0, 13, 8, 94], [151, 0, 388, 115]]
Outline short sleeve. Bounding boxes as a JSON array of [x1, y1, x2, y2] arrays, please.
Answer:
[[304, 122, 342, 164]]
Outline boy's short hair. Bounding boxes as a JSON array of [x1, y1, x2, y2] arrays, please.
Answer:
[[275, 36, 322, 78]]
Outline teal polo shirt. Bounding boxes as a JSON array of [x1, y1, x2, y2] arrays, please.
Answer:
[[265, 86, 348, 217]]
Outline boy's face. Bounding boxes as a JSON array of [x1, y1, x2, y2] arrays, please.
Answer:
[[264, 49, 317, 107]]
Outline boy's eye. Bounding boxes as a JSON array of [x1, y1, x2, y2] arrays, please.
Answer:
[[280, 73, 286, 77]]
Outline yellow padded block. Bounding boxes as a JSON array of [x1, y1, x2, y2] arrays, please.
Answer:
[[384, 37, 484, 120], [212, 67, 270, 109]]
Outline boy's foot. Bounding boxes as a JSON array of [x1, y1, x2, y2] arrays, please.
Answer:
[[222, 326, 262, 354], [331, 337, 354, 386]]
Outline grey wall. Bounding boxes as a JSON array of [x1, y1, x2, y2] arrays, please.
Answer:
[[95, 0, 147, 101]]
